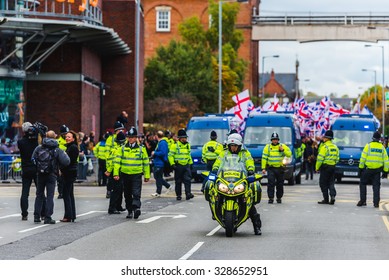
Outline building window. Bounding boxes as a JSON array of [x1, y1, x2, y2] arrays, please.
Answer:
[[156, 7, 171, 32]]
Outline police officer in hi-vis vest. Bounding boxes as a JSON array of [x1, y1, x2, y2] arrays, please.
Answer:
[[168, 129, 193, 201], [113, 127, 150, 219], [315, 130, 339, 205], [261, 132, 292, 204], [358, 131, 389, 208]]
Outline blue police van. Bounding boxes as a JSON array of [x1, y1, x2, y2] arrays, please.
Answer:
[[243, 112, 303, 185], [186, 115, 236, 182], [331, 114, 378, 182]]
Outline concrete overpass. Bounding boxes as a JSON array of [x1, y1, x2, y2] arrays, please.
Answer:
[[252, 13, 389, 42]]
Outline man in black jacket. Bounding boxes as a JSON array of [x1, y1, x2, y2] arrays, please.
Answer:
[[17, 122, 45, 221]]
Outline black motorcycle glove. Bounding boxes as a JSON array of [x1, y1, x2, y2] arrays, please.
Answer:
[[247, 170, 255, 176], [382, 172, 388, 179], [207, 146, 215, 152]]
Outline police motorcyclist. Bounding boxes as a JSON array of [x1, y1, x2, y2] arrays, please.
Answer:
[[315, 130, 339, 205], [261, 132, 292, 204], [357, 131, 389, 208], [212, 133, 262, 235]]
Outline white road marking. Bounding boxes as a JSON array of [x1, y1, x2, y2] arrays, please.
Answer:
[[136, 214, 187, 224], [206, 225, 222, 236], [0, 214, 20, 220], [19, 224, 49, 233], [76, 210, 106, 217], [179, 242, 204, 260]]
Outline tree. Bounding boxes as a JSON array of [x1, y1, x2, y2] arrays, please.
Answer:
[[144, 0, 248, 129]]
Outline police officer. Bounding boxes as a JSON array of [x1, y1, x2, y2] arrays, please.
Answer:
[[94, 132, 110, 186], [261, 132, 292, 204], [315, 130, 339, 205], [358, 131, 389, 208], [212, 133, 262, 235], [105, 131, 126, 214], [104, 121, 125, 198], [56, 124, 69, 199], [168, 129, 193, 201], [201, 130, 223, 192], [113, 127, 150, 219]]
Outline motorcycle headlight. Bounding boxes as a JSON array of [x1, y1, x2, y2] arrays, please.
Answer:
[[282, 157, 292, 165], [218, 183, 229, 193], [233, 184, 245, 193]]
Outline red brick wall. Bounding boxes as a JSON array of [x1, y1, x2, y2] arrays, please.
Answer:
[[103, 0, 144, 132]]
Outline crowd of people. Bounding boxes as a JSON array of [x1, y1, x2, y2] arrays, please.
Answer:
[[8, 111, 389, 235]]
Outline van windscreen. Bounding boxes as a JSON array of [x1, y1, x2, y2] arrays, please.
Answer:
[[186, 129, 229, 147], [332, 130, 373, 148], [244, 127, 292, 145]]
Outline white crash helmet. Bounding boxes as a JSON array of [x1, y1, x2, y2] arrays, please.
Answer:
[[227, 133, 243, 146]]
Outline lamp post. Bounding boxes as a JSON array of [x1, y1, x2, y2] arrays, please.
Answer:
[[261, 55, 279, 105], [218, 0, 248, 114], [365, 44, 385, 135], [135, 0, 141, 131], [362, 68, 377, 111]]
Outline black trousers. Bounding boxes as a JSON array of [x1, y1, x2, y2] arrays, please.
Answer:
[[121, 173, 142, 211], [62, 174, 77, 220], [20, 170, 45, 217], [267, 167, 285, 199], [108, 175, 124, 211], [98, 159, 107, 186], [319, 164, 336, 201], [359, 168, 381, 205], [174, 164, 192, 198], [34, 173, 57, 219]]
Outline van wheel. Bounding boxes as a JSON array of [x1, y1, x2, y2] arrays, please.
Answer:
[[295, 173, 301, 184], [336, 176, 342, 183], [288, 175, 295, 186]]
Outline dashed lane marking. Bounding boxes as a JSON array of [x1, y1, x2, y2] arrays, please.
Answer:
[[179, 242, 204, 260], [206, 225, 222, 236], [19, 224, 49, 233], [0, 214, 20, 220]]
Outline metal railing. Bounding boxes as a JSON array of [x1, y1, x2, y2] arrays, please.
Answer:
[[0, 0, 103, 25], [252, 13, 389, 26]]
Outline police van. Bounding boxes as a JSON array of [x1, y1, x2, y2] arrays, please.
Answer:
[[243, 112, 303, 185], [331, 114, 378, 182], [186, 114, 236, 182]]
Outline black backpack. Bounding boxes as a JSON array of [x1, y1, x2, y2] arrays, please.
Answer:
[[35, 147, 55, 174]]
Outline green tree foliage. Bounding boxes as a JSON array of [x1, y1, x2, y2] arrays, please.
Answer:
[[144, 0, 248, 130]]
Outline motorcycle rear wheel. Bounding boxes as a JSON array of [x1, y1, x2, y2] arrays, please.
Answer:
[[225, 211, 235, 237]]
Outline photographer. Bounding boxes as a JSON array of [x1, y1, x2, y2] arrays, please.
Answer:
[[17, 122, 45, 221]]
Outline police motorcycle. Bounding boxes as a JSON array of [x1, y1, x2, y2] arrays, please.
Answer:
[[203, 154, 262, 237]]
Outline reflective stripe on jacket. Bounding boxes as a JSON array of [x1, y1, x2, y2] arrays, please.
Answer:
[[113, 143, 150, 178], [315, 140, 339, 170], [359, 141, 389, 171], [261, 143, 292, 169]]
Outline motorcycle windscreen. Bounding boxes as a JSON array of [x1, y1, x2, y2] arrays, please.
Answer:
[[217, 154, 247, 182]]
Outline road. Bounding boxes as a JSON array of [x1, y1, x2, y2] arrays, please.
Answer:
[[1, 176, 389, 260]]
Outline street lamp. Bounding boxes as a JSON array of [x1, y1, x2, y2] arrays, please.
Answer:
[[362, 68, 377, 111], [261, 55, 279, 105], [365, 44, 385, 135], [218, 0, 248, 114]]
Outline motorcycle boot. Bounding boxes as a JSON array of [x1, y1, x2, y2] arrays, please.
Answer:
[[251, 213, 262, 236]]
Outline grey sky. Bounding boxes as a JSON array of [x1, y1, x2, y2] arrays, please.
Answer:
[[259, 0, 389, 98]]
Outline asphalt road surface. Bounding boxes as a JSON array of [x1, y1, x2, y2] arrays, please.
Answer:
[[1, 175, 389, 260]]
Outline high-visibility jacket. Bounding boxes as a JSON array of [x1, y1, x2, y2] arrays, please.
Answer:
[[315, 140, 339, 170], [94, 140, 108, 160], [57, 137, 67, 151], [202, 140, 223, 163], [168, 141, 193, 166], [106, 141, 125, 173], [104, 134, 117, 160], [113, 143, 150, 178], [213, 149, 255, 173], [359, 141, 389, 171], [262, 143, 292, 169]]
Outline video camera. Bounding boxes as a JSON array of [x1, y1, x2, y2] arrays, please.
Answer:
[[27, 122, 48, 139]]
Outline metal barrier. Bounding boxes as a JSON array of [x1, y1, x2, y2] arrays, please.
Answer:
[[0, 153, 99, 184]]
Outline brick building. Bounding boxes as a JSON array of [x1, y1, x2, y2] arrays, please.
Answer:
[[143, 0, 259, 98]]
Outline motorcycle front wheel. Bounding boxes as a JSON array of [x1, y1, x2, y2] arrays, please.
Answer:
[[224, 211, 235, 237]]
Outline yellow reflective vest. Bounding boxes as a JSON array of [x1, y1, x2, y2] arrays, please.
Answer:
[[113, 143, 150, 178], [202, 140, 223, 162], [106, 141, 125, 173], [94, 140, 108, 160], [57, 137, 67, 151], [359, 141, 389, 171], [315, 140, 339, 170], [168, 141, 193, 166], [261, 143, 292, 169]]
